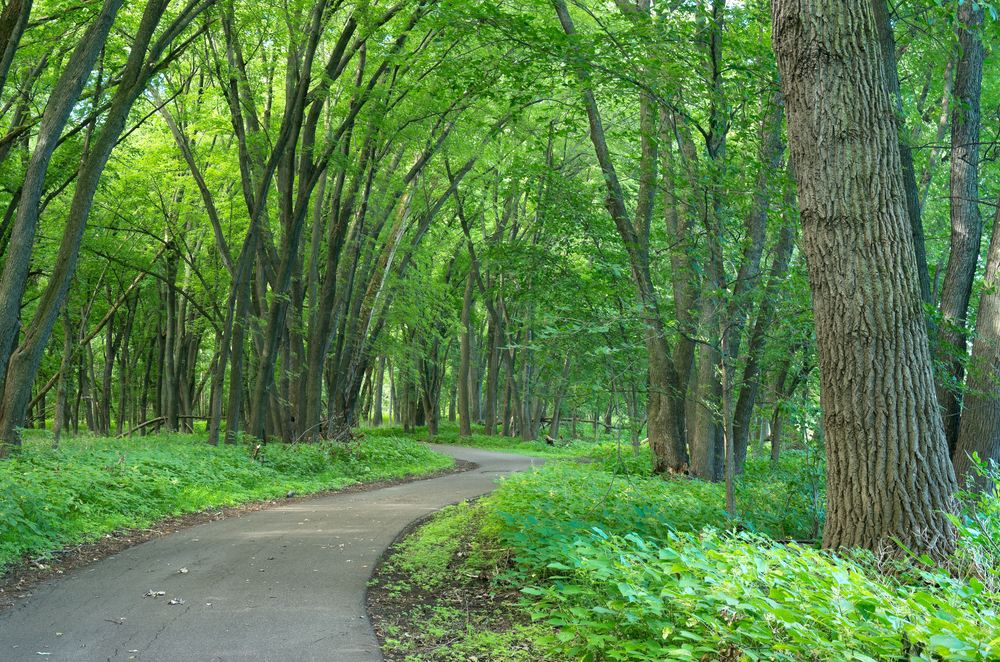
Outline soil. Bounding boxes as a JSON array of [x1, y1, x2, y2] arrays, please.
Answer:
[[365, 509, 538, 662], [0, 458, 477, 611]]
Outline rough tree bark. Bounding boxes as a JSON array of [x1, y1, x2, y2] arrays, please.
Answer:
[[771, 0, 957, 555], [553, 0, 687, 473], [934, 2, 984, 455], [953, 191, 1000, 492]]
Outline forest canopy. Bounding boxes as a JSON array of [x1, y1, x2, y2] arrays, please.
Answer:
[[0, 0, 996, 559]]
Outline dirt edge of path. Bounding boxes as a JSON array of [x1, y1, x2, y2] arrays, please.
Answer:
[[0, 458, 478, 611]]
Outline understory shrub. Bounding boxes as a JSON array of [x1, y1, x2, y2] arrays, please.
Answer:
[[520, 528, 1000, 661], [489, 463, 998, 661], [0, 433, 450, 567]]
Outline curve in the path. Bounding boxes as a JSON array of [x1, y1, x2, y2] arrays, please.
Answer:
[[0, 445, 544, 662]]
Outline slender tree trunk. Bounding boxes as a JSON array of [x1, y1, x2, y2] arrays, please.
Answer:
[[772, 0, 957, 555], [52, 309, 73, 448], [934, 2, 984, 455], [918, 56, 954, 212], [548, 356, 571, 439], [483, 313, 498, 435], [873, 0, 931, 306], [732, 219, 797, 469], [501, 375, 511, 437], [114, 297, 135, 437], [372, 355, 385, 427], [164, 250, 179, 431], [458, 271, 473, 437], [225, 284, 251, 445], [553, 0, 687, 473], [691, 335, 722, 482], [953, 191, 1000, 491]]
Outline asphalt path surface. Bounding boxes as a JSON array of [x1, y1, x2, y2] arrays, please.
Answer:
[[0, 444, 546, 661]]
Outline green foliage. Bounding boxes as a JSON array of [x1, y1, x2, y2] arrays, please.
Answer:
[[363, 423, 594, 460], [738, 451, 825, 541], [490, 463, 729, 578], [588, 441, 654, 476], [484, 464, 998, 662], [949, 455, 1000, 593], [0, 434, 450, 568], [518, 528, 1000, 661]]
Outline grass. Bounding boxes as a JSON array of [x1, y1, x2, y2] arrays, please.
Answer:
[[368, 500, 560, 662], [0, 430, 451, 569], [371, 451, 1000, 662], [361, 422, 605, 460]]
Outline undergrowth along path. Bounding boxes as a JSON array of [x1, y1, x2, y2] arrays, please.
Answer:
[[0, 445, 545, 662]]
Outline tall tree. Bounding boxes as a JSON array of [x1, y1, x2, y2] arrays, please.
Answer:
[[0, 0, 214, 452], [552, 0, 688, 473], [953, 186, 1000, 491], [934, 2, 985, 454], [771, 0, 957, 555]]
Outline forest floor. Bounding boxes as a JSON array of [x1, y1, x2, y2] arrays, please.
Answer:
[[0, 458, 477, 611], [366, 510, 535, 661]]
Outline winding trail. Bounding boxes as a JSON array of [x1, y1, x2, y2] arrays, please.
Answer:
[[0, 445, 544, 661]]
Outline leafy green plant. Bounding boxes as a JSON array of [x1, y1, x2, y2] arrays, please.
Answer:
[[517, 528, 1000, 661], [0, 433, 451, 568], [485, 461, 997, 661], [949, 454, 1000, 593], [737, 450, 825, 541]]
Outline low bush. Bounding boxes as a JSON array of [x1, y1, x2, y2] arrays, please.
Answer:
[[0, 433, 451, 568], [949, 455, 1000, 594], [738, 450, 825, 541], [364, 423, 595, 459], [519, 528, 1000, 661], [486, 462, 999, 661]]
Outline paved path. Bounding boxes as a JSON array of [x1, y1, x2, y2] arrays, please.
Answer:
[[0, 445, 545, 661]]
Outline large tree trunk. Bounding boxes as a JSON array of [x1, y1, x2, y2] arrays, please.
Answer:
[[933, 2, 984, 456], [771, 0, 957, 556]]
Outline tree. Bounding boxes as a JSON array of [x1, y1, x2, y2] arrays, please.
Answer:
[[552, 0, 688, 474], [771, 0, 957, 555], [934, 2, 985, 454], [0, 0, 213, 453], [953, 191, 1000, 491]]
